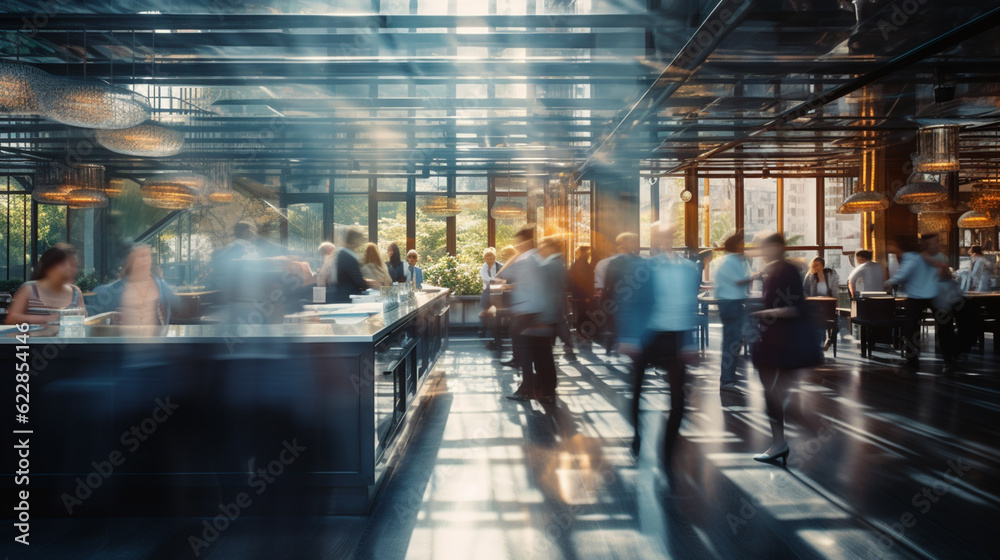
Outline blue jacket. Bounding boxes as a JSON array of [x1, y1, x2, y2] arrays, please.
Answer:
[[89, 277, 179, 325]]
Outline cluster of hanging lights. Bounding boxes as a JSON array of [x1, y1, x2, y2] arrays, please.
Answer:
[[1, 61, 150, 129], [32, 163, 108, 209]]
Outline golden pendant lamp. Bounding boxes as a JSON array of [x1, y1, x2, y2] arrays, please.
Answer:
[[839, 146, 890, 214]]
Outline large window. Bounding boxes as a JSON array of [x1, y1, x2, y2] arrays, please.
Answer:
[[415, 195, 448, 263], [0, 176, 67, 283], [744, 178, 778, 243], [783, 178, 818, 246], [657, 176, 686, 248], [824, 177, 862, 280], [455, 195, 488, 264], [700, 177, 737, 249]]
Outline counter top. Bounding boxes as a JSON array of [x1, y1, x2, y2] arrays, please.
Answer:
[[1, 288, 449, 344]]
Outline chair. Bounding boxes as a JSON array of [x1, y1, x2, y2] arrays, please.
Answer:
[[0, 292, 12, 321], [851, 297, 897, 358], [808, 297, 839, 357]]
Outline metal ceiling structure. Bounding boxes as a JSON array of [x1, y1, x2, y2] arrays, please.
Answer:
[[3, 0, 1000, 183]]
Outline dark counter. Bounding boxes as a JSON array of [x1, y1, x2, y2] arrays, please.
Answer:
[[1, 290, 450, 517]]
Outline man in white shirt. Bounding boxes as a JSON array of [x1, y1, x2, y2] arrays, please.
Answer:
[[847, 249, 886, 299], [714, 232, 754, 392], [497, 226, 544, 399], [969, 246, 993, 293]]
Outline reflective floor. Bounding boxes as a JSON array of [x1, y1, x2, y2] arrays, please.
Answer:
[[7, 327, 1000, 560]]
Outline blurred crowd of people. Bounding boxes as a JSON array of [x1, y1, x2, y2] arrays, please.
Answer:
[[482, 223, 997, 472]]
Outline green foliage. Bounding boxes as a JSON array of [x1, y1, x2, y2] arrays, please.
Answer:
[[0, 279, 23, 294], [75, 272, 105, 293], [423, 254, 482, 296]]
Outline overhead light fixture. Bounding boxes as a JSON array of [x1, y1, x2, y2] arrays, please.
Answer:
[[65, 188, 109, 209], [971, 182, 1000, 213], [957, 210, 998, 229], [917, 212, 951, 234], [208, 191, 234, 204], [140, 173, 208, 209], [914, 125, 959, 173], [37, 78, 150, 129], [421, 196, 461, 217], [33, 163, 106, 207], [206, 163, 234, 204], [0, 61, 49, 115], [95, 122, 185, 156], [104, 177, 128, 197], [140, 182, 199, 209], [491, 198, 526, 221], [839, 147, 889, 214], [894, 170, 947, 205]]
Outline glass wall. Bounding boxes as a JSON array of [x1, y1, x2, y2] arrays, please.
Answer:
[[783, 178, 818, 246], [824, 177, 863, 280], [700, 177, 737, 249], [743, 177, 778, 243], [657, 176, 686, 248], [0, 176, 68, 286]]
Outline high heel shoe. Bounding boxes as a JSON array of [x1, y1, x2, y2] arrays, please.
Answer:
[[753, 443, 790, 467]]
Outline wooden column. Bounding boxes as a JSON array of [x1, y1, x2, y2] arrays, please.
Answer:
[[684, 166, 698, 250]]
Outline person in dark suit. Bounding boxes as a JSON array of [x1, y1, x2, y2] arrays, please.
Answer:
[[568, 246, 594, 334], [524, 235, 567, 403], [329, 228, 372, 303], [604, 232, 642, 354]]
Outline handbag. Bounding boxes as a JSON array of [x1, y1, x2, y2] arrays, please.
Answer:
[[751, 307, 823, 370]]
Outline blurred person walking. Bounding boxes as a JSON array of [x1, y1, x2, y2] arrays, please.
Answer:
[[498, 226, 543, 399], [751, 233, 822, 466], [568, 246, 594, 334], [620, 224, 700, 470], [330, 229, 372, 303], [885, 234, 958, 369], [599, 233, 642, 355], [714, 232, 754, 393]]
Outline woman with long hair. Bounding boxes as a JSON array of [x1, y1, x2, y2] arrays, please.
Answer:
[[6, 243, 86, 325], [91, 244, 178, 325], [385, 242, 405, 283], [360, 243, 393, 287]]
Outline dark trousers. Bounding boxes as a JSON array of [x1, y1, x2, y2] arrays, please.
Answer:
[[630, 331, 688, 463], [757, 366, 788, 436], [528, 333, 557, 396], [571, 299, 590, 332], [901, 298, 956, 365], [554, 314, 574, 351], [718, 299, 745, 385], [510, 314, 537, 394]]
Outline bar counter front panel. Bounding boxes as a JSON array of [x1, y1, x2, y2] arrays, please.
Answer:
[[1, 290, 450, 516]]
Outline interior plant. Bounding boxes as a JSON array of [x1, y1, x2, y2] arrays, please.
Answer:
[[423, 254, 482, 296]]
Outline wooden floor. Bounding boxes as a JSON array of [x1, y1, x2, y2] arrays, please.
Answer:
[[6, 327, 1000, 560]]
